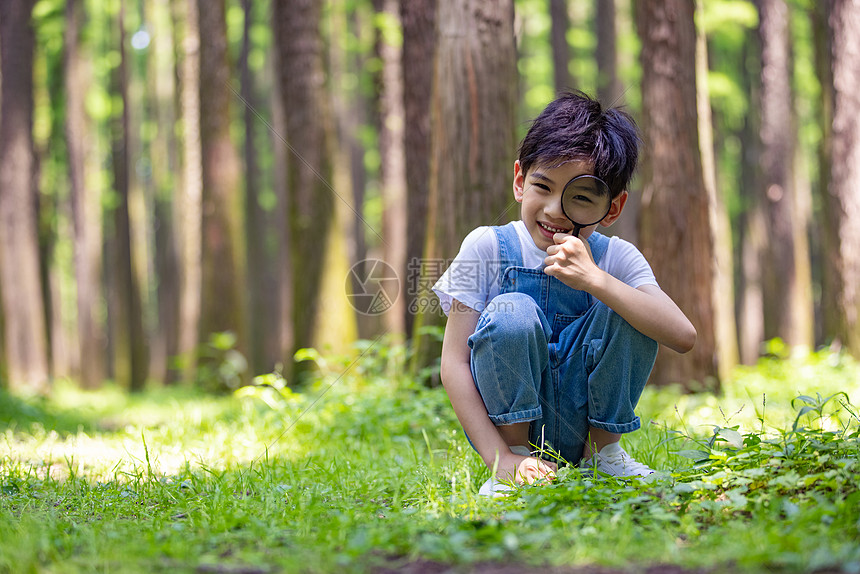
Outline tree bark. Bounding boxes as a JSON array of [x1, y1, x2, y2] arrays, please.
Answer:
[[550, 0, 572, 93], [812, 0, 835, 345], [636, 0, 718, 389], [109, 0, 147, 391], [269, 37, 293, 374], [330, 4, 374, 339], [400, 0, 437, 338], [596, 0, 621, 103], [755, 0, 813, 350], [696, 0, 738, 380], [240, 0, 268, 376], [736, 31, 766, 364], [174, 0, 203, 382], [273, 0, 335, 371], [374, 0, 408, 338], [64, 0, 105, 388], [826, 0, 860, 356], [412, 0, 518, 378], [150, 0, 181, 384], [197, 0, 247, 379], [0, 0, 51, 394]]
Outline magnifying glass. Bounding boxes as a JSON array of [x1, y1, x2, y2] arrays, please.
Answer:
[[560, 174, 613, 238]]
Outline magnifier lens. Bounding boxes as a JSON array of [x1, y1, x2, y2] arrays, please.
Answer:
[[561, 175, 612, 233]]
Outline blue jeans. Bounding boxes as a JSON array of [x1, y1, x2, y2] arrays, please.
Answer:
[[467, 292, 658, 464]]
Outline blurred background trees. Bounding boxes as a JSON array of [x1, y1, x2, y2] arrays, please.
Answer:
[[0, 0, 858, 395]]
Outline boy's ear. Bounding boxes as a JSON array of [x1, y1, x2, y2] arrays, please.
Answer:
[[513, 160, 525, 202], [600, 190, 628, 227]]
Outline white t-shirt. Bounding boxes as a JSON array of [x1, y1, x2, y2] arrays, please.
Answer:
[[432, 220, 658, 315]]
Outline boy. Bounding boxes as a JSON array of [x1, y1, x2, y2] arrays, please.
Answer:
[[433, 92, 696, 496]]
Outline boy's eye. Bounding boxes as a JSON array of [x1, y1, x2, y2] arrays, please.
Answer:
[[531, 183, 552, 193]]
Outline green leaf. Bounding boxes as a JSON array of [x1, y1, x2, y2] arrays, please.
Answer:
[[293, 347, 322, 364], [723, 488, 749, 508], [676, 449, 711, 461], [793, 395, 818, 407], [718, 428, 744, 449], [673, 480, 717, 494]]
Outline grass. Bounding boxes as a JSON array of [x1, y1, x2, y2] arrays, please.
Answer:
[[1, 341, 859, 574]]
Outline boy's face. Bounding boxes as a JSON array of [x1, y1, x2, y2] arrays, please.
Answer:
[[513, 160, 627, 251]]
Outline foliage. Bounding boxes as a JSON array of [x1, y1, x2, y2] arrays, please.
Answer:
[[1, 343, 859, 573], [193, 331, 249, 393]]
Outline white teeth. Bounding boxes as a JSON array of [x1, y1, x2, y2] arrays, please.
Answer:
[[539, 222, 567, 233]]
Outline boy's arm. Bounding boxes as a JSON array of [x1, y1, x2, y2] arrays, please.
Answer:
[[440, 299, 556, 482], [544, 234, 697, 353]]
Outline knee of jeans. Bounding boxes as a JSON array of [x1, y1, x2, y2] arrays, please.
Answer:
[[470, 293, 548, 345], [483, 292, 544, 330]]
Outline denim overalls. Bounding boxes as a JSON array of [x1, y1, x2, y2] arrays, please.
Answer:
[[467, 222, 658, 465]]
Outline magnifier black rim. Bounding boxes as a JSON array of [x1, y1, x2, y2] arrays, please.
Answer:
[[560, 174, 613, 228]]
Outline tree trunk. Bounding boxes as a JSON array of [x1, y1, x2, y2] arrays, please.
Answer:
[[174, 0, 203, 382], [64, 0, 105, 388], [826, 0, 860, 356], [269, 44, 293, 374], [150, 0, 181, 384], [550, 0, 572, 92], [374, 0, 408, 338], [596, 0, 621, 103], [812, 0, 835, 345], [696, 0, 738, 380], [636, 0, 718, 389], [400, 0, 437, 338], [240, 0, 268, 376], [109, 0, 147, 391], [412, 0, 518, 379], [330, 4, 375, 339], [0, 0, 51, 395], [736, 31, 766, 364], [273, 0, 335, 372], [197, 0, 247, 379], [755, 0, 811, 351]]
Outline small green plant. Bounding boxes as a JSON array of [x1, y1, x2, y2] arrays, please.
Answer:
[[194, 331, 248, 392]]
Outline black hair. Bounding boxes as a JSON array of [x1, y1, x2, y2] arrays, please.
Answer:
[[517, 91, 640, 198]]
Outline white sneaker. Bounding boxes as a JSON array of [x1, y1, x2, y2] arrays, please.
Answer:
[[580, 442, 655, 477], [477, 445, 532, 497]]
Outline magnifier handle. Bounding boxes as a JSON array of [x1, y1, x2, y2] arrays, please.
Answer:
[[572, 225, 582, 238]]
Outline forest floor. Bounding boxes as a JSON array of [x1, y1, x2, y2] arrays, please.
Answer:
[[1, 342, 859, 574]]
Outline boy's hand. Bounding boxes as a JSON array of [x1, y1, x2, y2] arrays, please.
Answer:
[[543, 232, 600, 290], [498, 453, 557, 484]]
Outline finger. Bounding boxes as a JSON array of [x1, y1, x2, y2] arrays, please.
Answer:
[[525, 467, 546, 485], [520, 458, 556, 483], [553, 232, 571, 244]]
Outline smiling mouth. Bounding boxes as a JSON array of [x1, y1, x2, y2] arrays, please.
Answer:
[[538, 221, 570, 234]]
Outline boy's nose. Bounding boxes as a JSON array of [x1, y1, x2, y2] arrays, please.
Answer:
[[544, 198, 565, 220]]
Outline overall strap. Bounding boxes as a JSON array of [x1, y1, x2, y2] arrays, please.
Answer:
[[587, 231, 611, 266], [493, 222, 524, 270]]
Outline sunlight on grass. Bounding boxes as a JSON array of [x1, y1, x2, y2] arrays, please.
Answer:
[[1, 344, 858, 573], [637, 350, 859, 451]]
